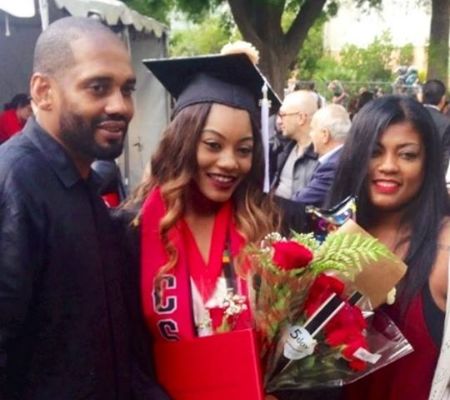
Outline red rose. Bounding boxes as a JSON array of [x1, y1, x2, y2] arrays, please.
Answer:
[[304, 274, 345, 317], [324, 303, 369, 372], [326, 303, 367, 333], [343, 337, 369, 371], [272, 241, 313, 271], [325, 326, 365, 347]]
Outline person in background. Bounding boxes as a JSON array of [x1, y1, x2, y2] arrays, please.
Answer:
[[420, 79, 450, 171], [293, 104, 351, 207], [354, 90, 374, 116], [0, 93, 32, 144], [271, 90, 319, 199], [0, 16, 168, 399], [328, 80, 348, 107], [328, 96, 450, 400]]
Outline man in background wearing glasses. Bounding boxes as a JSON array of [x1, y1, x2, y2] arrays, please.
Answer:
[[271, 90, 319, 200]]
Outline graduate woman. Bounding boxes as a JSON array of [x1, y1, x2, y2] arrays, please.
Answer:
[[137, 51, 281, 345], [327, 95, 450, 400]]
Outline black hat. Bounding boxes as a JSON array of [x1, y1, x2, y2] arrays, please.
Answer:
[[143, 53, 281, 118]]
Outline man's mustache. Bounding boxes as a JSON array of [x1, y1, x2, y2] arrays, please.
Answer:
[[92, 114, 129, 126]]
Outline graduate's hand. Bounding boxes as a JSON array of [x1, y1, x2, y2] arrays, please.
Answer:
[[265, 395, 278, 400]]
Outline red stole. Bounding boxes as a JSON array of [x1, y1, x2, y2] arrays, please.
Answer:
[[140, 187, 248, 341]]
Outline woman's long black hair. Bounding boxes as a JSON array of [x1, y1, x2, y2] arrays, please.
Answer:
[[328, 95, 450, 305]]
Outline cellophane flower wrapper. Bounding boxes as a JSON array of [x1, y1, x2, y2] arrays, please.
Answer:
[[246, 230, 413, 392]]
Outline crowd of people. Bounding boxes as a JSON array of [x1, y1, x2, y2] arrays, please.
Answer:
[[0, 15, 449, 400]]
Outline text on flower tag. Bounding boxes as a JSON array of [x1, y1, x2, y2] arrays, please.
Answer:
[[283, 325, 317, 360]]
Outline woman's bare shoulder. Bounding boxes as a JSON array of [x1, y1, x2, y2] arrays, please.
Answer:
[[430, 217, 450, 310], [438, 216, 450, 249]]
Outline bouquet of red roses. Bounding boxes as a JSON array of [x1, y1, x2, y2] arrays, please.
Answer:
[[246, 228, 413, 391]]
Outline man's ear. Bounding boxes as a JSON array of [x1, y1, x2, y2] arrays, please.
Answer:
[[298, 112, 308, 126], [30, 73, 53, 111], [438, 94, 447, 111], [321, 128, 331, 144]]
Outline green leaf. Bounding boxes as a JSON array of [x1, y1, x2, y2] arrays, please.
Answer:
[[309, 232, 396, 279]]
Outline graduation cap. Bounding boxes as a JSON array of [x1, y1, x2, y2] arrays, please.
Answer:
[[143, 53, 281, 118]]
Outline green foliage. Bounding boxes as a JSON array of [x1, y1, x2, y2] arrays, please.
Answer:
[[124, 0, 222, 24], [308, 32, 397, 85], [169, 12, 240, 56], [296, 15, 326, 80], [398, 43, 415, 66], [312, 55, 357, 83], [290, 232, 321, 253], [340, 32, 394, 81], [310, 233, 395, 279], [125, 0, 412, 91]]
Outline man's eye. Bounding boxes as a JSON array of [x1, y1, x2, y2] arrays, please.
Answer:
[[89, 84, 108, 95], [122, 85, 136, 97]]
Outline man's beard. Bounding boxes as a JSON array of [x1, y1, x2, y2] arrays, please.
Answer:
[[59, 110, 127, 161]]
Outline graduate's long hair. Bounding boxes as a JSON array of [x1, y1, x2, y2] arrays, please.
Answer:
[[127, 103, 280, 275], [327, 95, 450, 306]]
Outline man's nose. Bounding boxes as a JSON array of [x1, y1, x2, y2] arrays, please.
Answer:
[[105, 90, 133, 119]]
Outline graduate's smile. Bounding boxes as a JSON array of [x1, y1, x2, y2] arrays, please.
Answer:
[[194, 103, 253, 203]]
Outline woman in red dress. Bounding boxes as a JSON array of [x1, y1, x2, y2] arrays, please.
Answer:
[[328, 95, 450, 399]]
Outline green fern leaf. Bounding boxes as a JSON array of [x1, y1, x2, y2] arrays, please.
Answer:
[[309, 232, 396, 279]]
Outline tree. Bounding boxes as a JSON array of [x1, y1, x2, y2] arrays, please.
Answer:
[[340, 32, 394, 82], [427, 0, 450, 82], [123, 0, 381, 97], [295, 15, 326, 81], [170, 13, 240, 56]]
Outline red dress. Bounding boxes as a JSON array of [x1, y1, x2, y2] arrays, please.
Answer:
[[0, 109, 23, 143], [344, 289, 440, 400]]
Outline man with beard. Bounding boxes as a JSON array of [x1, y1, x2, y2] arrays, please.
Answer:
[[0, 17, 168, 400]]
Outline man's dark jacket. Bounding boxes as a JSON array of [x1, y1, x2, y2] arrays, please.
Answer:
[[269, 137, 316, 234], [0, 118, 168, 400], [293, 147, 342, 207], [424, 105, 450, 169], [270, 139, 318, 195]]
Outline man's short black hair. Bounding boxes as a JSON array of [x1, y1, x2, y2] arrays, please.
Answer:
[[422, 79, 447, 105], [33, 16, 123, 77]]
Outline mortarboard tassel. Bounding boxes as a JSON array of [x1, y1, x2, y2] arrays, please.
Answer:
[[261, 82, 270, 193]]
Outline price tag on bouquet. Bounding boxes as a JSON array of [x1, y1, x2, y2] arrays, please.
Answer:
[[283, 292, 353, 362], [284, 325, 317, 360]]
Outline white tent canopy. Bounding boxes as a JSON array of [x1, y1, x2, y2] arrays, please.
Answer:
[[54, 0, 166, 37], [0, 0, 170, 189], [0, 1, 35, 18]]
